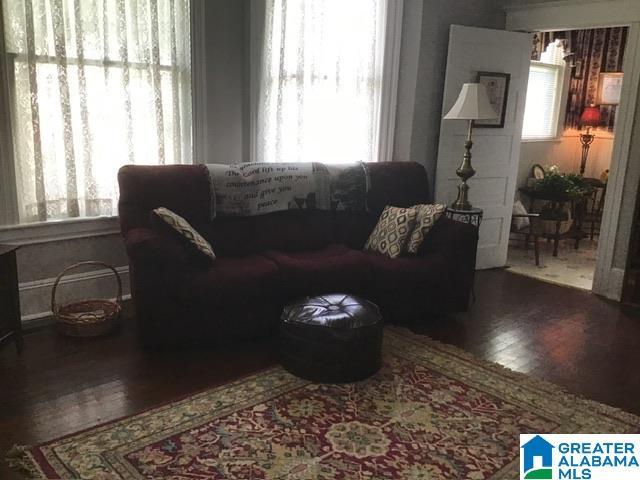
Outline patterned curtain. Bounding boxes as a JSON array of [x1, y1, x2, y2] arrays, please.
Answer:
[[257, 0, 386, 164], [2, 0, 192, 223], [531, 27, 627, 132]]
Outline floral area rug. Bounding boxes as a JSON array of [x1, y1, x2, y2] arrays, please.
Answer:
[[8, 327, 640, 479]]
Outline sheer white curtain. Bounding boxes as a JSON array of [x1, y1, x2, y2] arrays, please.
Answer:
[[2, 0, 192, 223], [257, 0, 386, 164]]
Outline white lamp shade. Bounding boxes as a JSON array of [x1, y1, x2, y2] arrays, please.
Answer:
[[443, 83, 498, 120]]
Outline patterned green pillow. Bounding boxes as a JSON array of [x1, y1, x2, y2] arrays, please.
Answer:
[[364, 206, 418, 259], [152, 207, 216, 261], [406, 204, 447, 254]]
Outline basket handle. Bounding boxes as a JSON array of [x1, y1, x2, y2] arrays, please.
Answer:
[[51, 261, 123, 315]]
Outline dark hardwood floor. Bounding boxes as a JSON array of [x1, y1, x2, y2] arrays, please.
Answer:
[[1, 269, 640, 478]]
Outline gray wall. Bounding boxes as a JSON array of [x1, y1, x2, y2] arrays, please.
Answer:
[[7, 0, 508, 322], [199, 0, 508, 184], [10, 0, 251, 323], [204, 0, 248, 164], [393, 0, 424, 165], [396, 0, 506, 194]]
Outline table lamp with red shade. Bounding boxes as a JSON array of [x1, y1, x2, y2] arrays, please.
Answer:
[[579, 105, 601, 175]]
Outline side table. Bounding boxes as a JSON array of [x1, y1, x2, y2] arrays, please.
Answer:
[[0, 245, 23, 352], [518, 187, 588, 256], [445, 207, 483, 228], [444, 207, 482, 304]]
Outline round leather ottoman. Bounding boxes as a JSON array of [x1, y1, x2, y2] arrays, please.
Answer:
[[280, 294, 383, 383]]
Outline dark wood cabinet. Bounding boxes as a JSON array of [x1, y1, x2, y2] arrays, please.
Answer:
[[0, 245, 23, 352]]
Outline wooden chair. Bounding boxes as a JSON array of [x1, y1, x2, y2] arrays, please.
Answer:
[[583, 181, 606, 240], [511, 213, 542, 266]]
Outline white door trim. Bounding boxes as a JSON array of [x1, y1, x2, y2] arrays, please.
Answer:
[[506, 0, 639, 32], [593, 23, 640, 299], [507, 3, 640, 300]]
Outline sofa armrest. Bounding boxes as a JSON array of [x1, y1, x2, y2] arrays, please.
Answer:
[[124, 227, 189, 266], [124, 228, 191, 348], [418, 217, 478, 311]]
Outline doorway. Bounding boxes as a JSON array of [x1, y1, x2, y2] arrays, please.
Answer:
[[506, 27, 628, 290]]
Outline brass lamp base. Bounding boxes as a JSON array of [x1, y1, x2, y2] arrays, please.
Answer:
[[451, 121, 476, 211], [579, 129, 595, 175], [452, 181, 473, 211]]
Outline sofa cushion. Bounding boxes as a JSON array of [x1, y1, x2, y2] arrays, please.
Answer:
[[364, 162, 431, 216], [364, 206, 418, 258], [118, 164, 212, 234], [334, 211, 379, 249], [263, 244, 372, 298], [179, 254, 279, 302], [196, 210, 335, 257]]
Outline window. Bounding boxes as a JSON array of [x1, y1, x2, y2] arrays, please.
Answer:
[[522, 41, 565, 140], [256, 0, 396, 164], [1, 0, 192, 224]]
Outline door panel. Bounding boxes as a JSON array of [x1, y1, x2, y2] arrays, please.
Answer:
[[435, 25, 532, 269]]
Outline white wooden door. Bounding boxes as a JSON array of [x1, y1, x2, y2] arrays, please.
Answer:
[[435, 25, 532, 269]]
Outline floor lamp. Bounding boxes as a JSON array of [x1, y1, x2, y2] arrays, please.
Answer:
[[443, 83, 498, 210], [579, 105, 601, 176]]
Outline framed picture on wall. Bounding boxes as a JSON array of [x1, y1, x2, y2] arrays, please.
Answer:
[[475, 71, 510, 128], [597, 72, 623, 105]]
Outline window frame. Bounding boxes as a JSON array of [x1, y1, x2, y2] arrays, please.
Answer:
[[0, 3, 19, 227], [248, 0, 404, 164], [0, 0, 201, 237], [521, 59, 567, 142]]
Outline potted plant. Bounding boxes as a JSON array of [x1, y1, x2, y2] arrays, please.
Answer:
[[531, 167, 593, 235]]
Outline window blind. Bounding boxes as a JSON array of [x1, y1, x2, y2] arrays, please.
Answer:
[[522, 62, 562, 140]]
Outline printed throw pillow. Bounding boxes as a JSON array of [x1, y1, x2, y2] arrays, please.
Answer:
[[406, 203, 447, 254], [152, 207, 216, 261], [364, 206, 418, 259]]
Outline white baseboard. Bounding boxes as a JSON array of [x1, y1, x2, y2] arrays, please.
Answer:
[[605, 267, 625, 301], [19, 265, 131, 324], [593, 265, 625, 301]]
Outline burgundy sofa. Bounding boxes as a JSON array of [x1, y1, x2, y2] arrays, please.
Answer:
[[118, 162, 478, 348]]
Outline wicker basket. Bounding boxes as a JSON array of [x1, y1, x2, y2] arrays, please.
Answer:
[[52, 261, 122, 337]]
